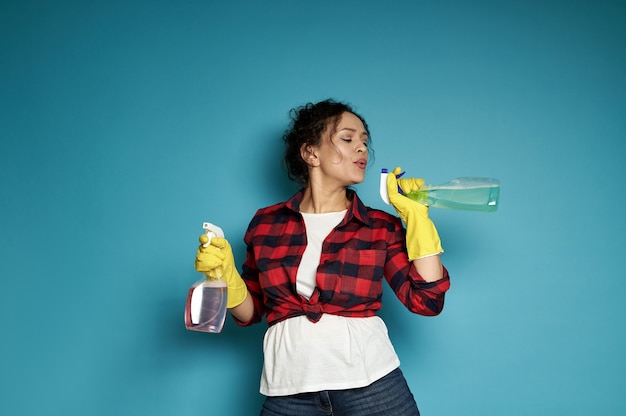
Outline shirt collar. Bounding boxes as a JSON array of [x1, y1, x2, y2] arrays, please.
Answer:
[[284, 188, 370, 225]]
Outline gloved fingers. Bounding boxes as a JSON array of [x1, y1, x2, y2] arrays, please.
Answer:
[[387, 166, 415, 204], [195, 240, 226, 273], [210, 238, 236, 263], [386, 167, 430, 218], [386, 166, 402, 198], [198, 243, 225, 257], [397, 177, 425, 194], [209, 236, 230, 251], [199, 234, 230, 251], [195, 251, 224, 272]]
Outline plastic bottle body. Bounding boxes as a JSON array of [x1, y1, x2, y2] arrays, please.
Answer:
[[380, 170, 500, 212], [184, 277, 228, 333], [406, 178, 500, 212]]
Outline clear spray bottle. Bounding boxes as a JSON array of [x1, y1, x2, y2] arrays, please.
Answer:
[[184, 222, 228, 333], [380, 169, 501, 212]]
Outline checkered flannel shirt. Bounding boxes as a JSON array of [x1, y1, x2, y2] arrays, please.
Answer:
[[236, 189, 450, 327]]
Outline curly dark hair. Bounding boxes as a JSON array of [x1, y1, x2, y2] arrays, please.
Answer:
[[283, 99, 371, 185]]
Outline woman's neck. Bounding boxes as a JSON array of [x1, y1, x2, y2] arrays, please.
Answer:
[[299, 185, 349, 214]]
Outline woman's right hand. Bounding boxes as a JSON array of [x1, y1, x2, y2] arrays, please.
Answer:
[[194, 235, 248, 309], [195, 234, 225, 276]]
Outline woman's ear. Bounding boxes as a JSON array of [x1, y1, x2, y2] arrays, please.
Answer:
[[300, 143, 319, 167]]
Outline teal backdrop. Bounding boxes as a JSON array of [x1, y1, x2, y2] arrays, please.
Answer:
[[2, 1, 625, 415]]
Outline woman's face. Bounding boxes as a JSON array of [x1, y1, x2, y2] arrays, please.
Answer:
[[308, 111, 369, 187]]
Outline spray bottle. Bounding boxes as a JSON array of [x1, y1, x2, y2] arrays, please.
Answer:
[[380, 169, 500, 212], [184, 222, 228, 333]]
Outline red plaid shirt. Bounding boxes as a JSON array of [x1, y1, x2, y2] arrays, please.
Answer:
[[236, 189, 450, 327]]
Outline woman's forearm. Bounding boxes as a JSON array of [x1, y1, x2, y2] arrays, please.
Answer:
[[412, 255, 444, 282], [229, 291, 254, 323]]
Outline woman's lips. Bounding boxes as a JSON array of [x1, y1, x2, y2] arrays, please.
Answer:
[[355, 159, 367, 169]]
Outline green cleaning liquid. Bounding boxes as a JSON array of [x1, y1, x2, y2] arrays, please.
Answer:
[[406, 178, 500, 212], [380, 170, 500, 212]]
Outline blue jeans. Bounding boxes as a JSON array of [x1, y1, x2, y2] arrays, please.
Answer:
[[259, 368, 420, 416]]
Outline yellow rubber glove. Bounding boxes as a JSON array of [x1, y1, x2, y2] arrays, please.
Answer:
[[195, 235, 248, 308], [386, 166, 443, 260]]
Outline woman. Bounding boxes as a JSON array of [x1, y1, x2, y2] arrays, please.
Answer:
[[195, 99, 450, 415]]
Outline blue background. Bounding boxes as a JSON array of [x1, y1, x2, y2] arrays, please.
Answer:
[[2, 1, 625, 415]]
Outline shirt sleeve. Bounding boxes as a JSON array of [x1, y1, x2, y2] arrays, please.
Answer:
[[383, 215, 450, 316], [232, 214, 268, 326]]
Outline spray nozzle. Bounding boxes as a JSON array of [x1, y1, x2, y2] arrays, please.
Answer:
[[202, 222, 225, 247], [380, 168, 407, 204]]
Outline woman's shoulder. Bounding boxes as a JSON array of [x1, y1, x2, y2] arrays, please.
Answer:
[[365, 206, 402, 226], [252, 189, 304, 217], [362, 202, 394, 217], [348, 190, 402, 229], [246, 199, 297, 231], [254, 200, 288, 216]]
